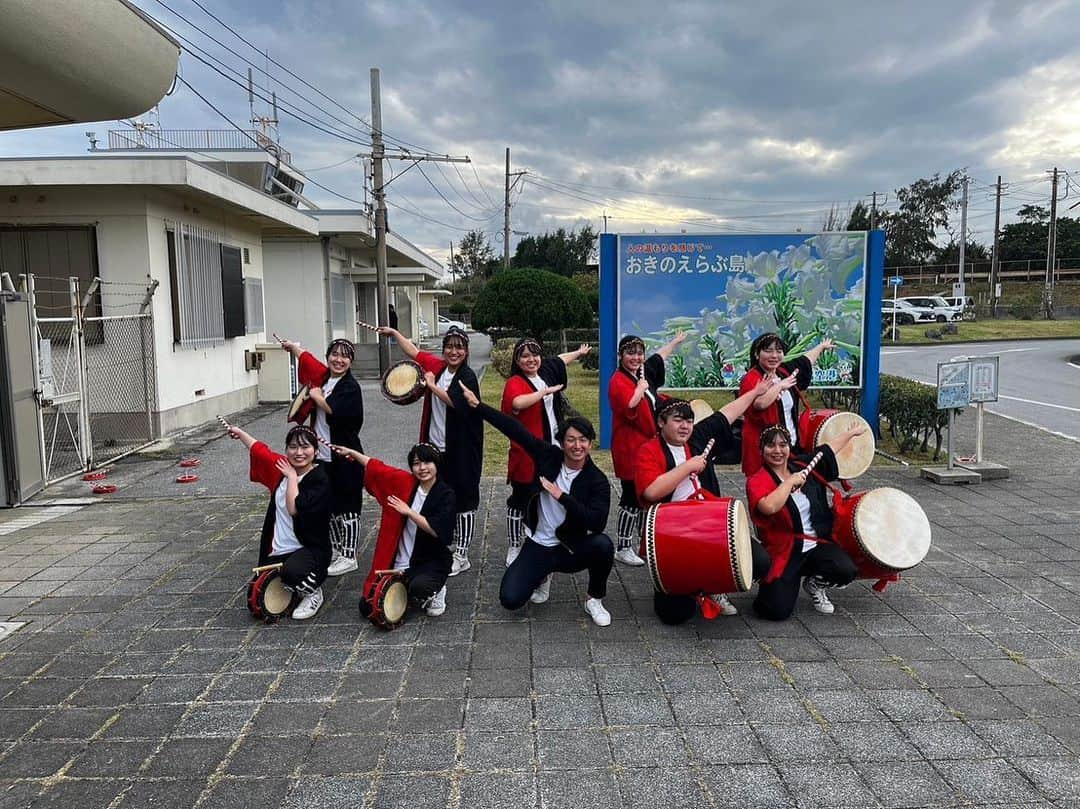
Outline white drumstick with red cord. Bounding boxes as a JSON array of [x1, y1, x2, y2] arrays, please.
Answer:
[[689, 438, 715, 495], [356, 319, 379, 333]]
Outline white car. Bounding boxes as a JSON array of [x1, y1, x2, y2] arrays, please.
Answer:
[[898, 296, 963, 323], [882, 299, 936, 325], [437, 315, 467, 334]]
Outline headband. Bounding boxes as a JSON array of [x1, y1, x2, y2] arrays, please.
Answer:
[[326, 338, 356, 360], [442, 327, 470, 348], [513, 337, 543, 361], [618, 335, 646, 354], [759, 424, 793, 448], [285, 425, 318, 444], [656, 398, 693, 422]]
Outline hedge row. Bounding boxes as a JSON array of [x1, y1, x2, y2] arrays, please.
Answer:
[[878, 374, 960, 460], [489, 330, 599, 378]]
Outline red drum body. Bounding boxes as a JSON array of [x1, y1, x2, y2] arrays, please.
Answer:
[[287, 385, 315, 425], [247, 569, 295, 622], [799, 409, 875, 479], [641, 498, 753, 596], [831, 487, 931, 580], [380, 360, 426, 406], [362, 571, 409, 630]]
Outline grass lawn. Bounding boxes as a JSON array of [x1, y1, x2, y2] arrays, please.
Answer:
[[886, 318, 1080, 344]]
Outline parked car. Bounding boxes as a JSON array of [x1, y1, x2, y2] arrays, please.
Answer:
[[939, 295, 976, 320], [437, 315, 468, 334], [882, 299, 936, 325], [898, 296, 963, 323]]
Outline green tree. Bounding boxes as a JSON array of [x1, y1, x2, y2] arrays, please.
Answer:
[[880, 170, 964, 266], [999, 212, 1080, 263], [932, 239, 990, 264], [846, 200, 872, 231], [512, 226, 597, 276], [451, 229, 496, 280], [471, 268, 592, 339]]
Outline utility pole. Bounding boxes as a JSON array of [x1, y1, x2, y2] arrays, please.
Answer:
[[366, 68, 470, 373], [957, 176, 968, 297], [602, 211, 610, 233], [370, 68, 391, 373], [990, 176, 1002, 317], [1045, 167, 1059, 320], [449, 241, 456, 287], [503, 147, 527, 270], [869, 192, 877, 231]]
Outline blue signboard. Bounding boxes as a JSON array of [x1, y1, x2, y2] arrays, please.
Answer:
[[616, 232, 866, 389], [889, 276, 904, 287]]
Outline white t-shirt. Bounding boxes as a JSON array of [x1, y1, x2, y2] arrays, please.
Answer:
[[271, 470, 310, 557], [532, 465, 581, 547], [666, 443, 700, 503], [427, 367, 455, 451], [528, 373, 559, 445], [393, 487, 428, 570], [790, 487, 818, 552], [779, 388, 797, 444], [314, 375, 341, 461]]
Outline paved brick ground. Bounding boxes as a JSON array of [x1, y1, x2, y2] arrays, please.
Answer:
[[1, 391, 1079, 808]]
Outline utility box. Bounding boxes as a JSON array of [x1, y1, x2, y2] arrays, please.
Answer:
[[255, 343, 295, 403], [0, 291, 45, 506]]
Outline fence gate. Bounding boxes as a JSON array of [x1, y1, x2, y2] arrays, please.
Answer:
[[26, 275, 158, 483]]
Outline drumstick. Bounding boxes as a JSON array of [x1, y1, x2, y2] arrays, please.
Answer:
[[804, 451, 824, 474], [315, 434, 356, 461], [356, 319, 379, 333], [373, 568, 406, 576], [216, 415, 231, 430], [271, 332, 285, 344], [699, 438, 715, 460], [251, 562, 284, 574]]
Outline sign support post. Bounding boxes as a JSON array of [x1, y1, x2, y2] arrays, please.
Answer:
[[920, 358, 980, 485], [957, 354, 1010, 480]]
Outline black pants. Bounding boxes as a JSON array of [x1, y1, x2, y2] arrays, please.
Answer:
[[267, 546, 330, 596], [753, 542, 857, 621], [500, 534, 614, 610], [506, 480, 539, 510], [618, 479, 639, 509], [653, 540, 772, 626], [406, 560, 448, 604]]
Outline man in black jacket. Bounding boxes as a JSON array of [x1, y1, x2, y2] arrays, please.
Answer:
[[459, 384, 614, 626]]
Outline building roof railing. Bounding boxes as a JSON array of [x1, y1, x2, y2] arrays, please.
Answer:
[[105, 129, 290, 163]]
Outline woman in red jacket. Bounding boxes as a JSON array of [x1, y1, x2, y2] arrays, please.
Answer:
[[738, 333, 835, 476], [500, 337, 590, 567], [606, 331, 685, 566]]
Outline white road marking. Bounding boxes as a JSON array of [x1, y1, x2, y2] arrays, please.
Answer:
[[0, 505, 84, 536], [881, 349, 917, 355], [984, 408, 1080, 443], [996, 394, 1080, 413]]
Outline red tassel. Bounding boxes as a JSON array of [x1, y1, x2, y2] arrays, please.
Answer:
[[872, 574, 900, 592], [696, 594, 722, 620]]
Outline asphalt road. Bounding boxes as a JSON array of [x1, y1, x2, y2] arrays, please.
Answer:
[[880, 338, 1080, 441]]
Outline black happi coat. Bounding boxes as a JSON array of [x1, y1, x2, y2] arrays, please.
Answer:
[[317, 371, 366, 514], [421, 356, 483, 512]]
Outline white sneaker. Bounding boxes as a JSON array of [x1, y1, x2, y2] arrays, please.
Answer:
[[615, 547, 645, 567], [327, 556, 358, 577], [449, 553, 471, 577], [584, 597, 611, 627], [529, 576, 551, 604], [425, 585, 447, 617], [506, 544, 522, 568], [803, 577, 835, 614], [292, 587, 324, 620], [707, 593, 738, 616]]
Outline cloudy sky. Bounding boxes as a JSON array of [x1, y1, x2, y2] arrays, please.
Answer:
[[3, 0, 1079, 265]]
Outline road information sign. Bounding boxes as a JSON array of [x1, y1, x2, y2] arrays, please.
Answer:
[[968, 355, 999, 403], [937, 360, 971, 410]]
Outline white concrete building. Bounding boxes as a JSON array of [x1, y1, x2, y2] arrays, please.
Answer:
[[0, 138, 443, 435]]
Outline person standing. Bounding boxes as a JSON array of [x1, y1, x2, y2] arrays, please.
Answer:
[[500, 337, 590, 567], [607, 332, 685, 566], [280, 337, 366, 576], [378, 324, 483, 576]]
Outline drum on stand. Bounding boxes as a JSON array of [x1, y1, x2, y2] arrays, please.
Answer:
[[831, 487, 931, 580], [381, 360, 426, 405], [640, 498, 753, 595], [799, 409, 875, 479], [361, 570, 409, 630], [247, 566, 295, 622]]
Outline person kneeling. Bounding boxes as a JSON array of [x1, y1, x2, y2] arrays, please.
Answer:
[[227, 424, 330, 620], [334, 444, 456, 617], [747, 424, 865, 620], [459, 384, 614, 626]]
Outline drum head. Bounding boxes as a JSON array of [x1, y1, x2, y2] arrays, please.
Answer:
[[853, 487, 932, 570], [815, 412, 875, 479], [287, 385, 310, 420], [382, 580, 408, 624], [262, 576, 293, 616], [383, 361, 424, 403], [729, 500, 753, 591], [689, 399, 714, 423]]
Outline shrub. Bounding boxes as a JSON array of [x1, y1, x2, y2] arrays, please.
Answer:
[[471, 268, 592, 340], [878, 374, 959, 460]]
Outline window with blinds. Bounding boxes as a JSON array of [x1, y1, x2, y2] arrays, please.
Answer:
[[166, 223, 225, 347], [330, 273, 348, 329], [244, 277, 264, 334]]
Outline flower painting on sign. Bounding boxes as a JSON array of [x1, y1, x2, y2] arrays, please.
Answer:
[[617, 232, 866, 389]]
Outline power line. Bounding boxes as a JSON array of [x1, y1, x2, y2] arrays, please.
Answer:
[[416, 163, 500, 221], [431, 161, 500, 215]]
